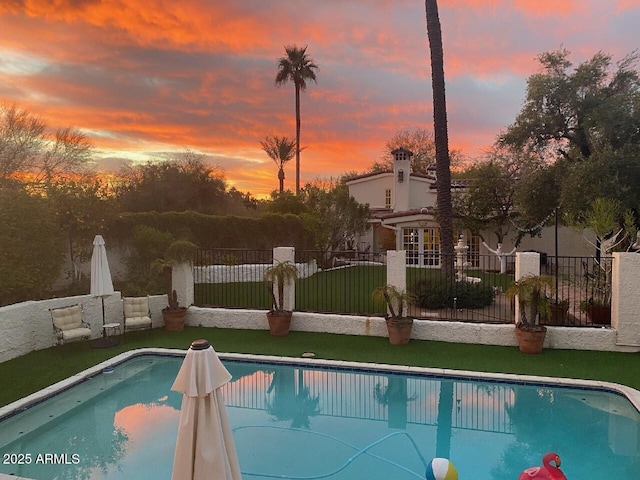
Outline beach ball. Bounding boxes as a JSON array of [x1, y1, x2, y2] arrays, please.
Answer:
[[425, 458, 458, 480]]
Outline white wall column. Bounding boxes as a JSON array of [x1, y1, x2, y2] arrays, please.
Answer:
[[387, 250, 407, 292], [172, 262, 194, 307], [273, 246, 296, 311], [612, 253, 640, 347], [385, 250, 407, 316], [514, 252, 540, 323]]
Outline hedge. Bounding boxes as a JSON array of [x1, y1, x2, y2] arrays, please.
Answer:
[[108, 211, 315, 249]]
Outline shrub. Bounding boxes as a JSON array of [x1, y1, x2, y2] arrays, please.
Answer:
[[0, 187, 65, 306], [410, 276, 494, 309]]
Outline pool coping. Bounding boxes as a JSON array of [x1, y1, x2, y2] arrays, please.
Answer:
[[2, 347, 640, 421]]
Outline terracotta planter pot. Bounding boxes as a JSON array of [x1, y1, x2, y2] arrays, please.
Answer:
[[587, 305, 611, 325], [544, 303, 569, 325], [386, 317, 413, 345], [515, 325, 547, 354], [163, 307, 187, 332], [267, 311, 292, 337]]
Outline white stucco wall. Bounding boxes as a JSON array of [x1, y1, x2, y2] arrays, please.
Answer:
[[409, 179, 436, 209], [347, 175, 394, 209], [612, 253, 640, 348], [0, 293, 167, 363], [184, 307, 627, 352]]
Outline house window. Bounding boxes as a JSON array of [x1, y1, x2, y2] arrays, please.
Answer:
[[402, 227, 440, 266], [402, 228, 420, 265], [401, 227, 480, 267], [423, 228, 440, 266], [385, 189, 392, 209]]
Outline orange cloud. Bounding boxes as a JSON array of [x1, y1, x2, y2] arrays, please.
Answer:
[[1, 0, 636, 198]]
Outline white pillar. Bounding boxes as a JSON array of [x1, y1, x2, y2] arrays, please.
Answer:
[[514, 252, 540, 323], [172, 262, 194, 307], [273, 247, 296, 311], [612, 253, 640, 347], [386, 250, 407, 317], [387, 250, 407, 292]]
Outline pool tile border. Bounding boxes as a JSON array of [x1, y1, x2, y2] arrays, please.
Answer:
[[2, 348, 639, 421]]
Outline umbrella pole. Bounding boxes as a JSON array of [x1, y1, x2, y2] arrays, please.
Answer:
[[102, 297, 107, 339], [92, 296, 118, 349]]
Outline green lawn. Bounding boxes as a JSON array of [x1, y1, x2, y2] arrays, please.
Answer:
[[195, 265, 388, 313], [2, 326, 640, 409], [194, 265, 514, 313]]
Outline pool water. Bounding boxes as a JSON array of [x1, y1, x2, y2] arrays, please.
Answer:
[[1, 354, 639, 479]]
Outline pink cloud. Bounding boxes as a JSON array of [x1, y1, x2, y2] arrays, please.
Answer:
[[1, 0, 636, 197]]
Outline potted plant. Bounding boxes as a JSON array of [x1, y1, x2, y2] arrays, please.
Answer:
[[373, 285, 416, 345], [263, 260, 299, 336], [581, 298, 611, 325], [153, 239, 198, 332], [580, 261, 612, 325], [506, 275, 553, 354], [545, 297, 570, 326]]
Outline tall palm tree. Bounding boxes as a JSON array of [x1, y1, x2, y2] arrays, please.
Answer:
[[425, 0, 454, 277], [275, 45, 319, 194], [260, 135, 296, 192]]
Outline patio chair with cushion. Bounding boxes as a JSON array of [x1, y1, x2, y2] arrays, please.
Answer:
[[123, 296, 153, 335], [51, 304, 92, 346]]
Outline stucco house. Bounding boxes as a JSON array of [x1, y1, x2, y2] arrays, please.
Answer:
[[346, 147, 592, 267]]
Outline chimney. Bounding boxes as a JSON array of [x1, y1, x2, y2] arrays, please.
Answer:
[[391, 147, 413, 212]]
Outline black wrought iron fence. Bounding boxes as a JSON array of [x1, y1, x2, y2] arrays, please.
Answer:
[[194, 248, 273, 308], [542, 255, 613, 327], [193, 248, 613, 327], [294, 250, 388, 315], [194, 248, 387, 314], [407, 253, 515, 323]]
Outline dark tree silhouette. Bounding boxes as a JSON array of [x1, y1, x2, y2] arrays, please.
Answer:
[[275, 45, 319, 194], [425, 0, 454, 277]]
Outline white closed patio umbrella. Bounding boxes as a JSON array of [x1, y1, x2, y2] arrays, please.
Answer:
[[171, 339, 242, 480], [90, 234, 116, 348]]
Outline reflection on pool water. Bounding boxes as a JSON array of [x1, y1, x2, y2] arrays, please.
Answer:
[[1, 353, 639, 479]]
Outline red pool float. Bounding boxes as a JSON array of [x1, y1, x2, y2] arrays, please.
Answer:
[[518, 452, 567, 480]]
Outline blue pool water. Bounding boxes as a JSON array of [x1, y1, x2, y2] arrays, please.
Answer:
[[1, 353, 639, 479]]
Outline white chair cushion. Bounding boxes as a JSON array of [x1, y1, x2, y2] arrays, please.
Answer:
[[126, 316, 152, 328], [51, 305, 83, 331], [124, 297, 149, 318], [62, 327, 92, 341]]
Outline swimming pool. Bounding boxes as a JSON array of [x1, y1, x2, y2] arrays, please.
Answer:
[[1, 350, 639, 479]]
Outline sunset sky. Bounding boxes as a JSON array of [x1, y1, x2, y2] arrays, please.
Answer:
[[1, 0, 638, 197]]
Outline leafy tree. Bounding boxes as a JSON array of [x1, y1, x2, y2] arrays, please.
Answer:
[[0, 103, 91, 183], [275, 45, 319, 194], [0, 186, 64, 305], [266, 190, 308, 215], [371, 127, 463, 174], [46, 178, 116, 286], [512, 164, 562, 236], [115, 152, 227, 214], [455, 146, 545, 246], [558, 146, 640, 223], [501, 49, 640, 229], [501, 49, 640, 161], [425, 0, 454, 276], [261, 135, 295, 192], [122, 225, 175, 295], [299, 179, 370, 253], [225, 186, 259, 214]]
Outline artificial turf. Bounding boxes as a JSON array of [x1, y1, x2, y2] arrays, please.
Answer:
[[2, 326, 640, 408]]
